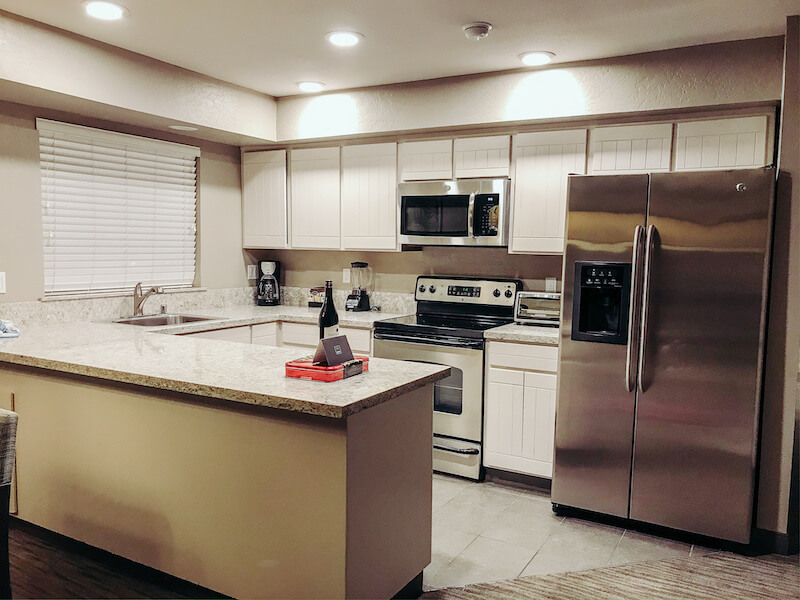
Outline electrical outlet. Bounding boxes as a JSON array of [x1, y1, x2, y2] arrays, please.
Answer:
[[0, 272, 6, 294], [342, 268, 351, 284], [247, 264, 257, 279], [545, 277, 557, 292]]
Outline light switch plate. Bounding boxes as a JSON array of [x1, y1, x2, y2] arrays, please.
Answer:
[[247, 265, 257, 279], [545, 277, 557, 292], [342, 268, 351, 284], [0, 272, 6, 294]]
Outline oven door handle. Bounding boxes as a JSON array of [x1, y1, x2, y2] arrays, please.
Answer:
[[433, 443, 480, 455], [373, 331, 484, 350]]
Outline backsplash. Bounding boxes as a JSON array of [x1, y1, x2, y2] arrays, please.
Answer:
[[1, 286, 417, 327]]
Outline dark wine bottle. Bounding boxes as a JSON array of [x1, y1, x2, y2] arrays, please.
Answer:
[[318, 280, 339, 339]]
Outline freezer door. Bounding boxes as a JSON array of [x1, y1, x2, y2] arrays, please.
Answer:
[[630, 168, 774, 543], [552, 174, 648, 517]]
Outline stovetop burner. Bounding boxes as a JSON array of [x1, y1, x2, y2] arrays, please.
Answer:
[[373, 276, 522, 346]]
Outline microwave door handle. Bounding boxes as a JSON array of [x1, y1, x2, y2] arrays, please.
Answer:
[[625, 225, 644, 392], [467, 193, 475, 237]]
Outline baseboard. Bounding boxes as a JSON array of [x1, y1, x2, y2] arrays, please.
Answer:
[[484, 467, 552, 492], [752, 528, 798, 555]]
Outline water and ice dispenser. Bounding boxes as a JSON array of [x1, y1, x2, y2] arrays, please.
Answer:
[[570, 262, 631, 345]]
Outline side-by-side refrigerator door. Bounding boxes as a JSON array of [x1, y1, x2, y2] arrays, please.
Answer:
[[552, 174, 648, 517], [630, 168, 774, 543]]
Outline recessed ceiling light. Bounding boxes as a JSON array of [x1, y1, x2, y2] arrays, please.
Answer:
[[325, 31, 364, 47], [168, 125, 199, 132], [520, 51, 555, 66], [83, 1, 128, 20], [297, 81, 326, 93]]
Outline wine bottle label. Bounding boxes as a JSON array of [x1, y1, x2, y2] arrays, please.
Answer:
[[322, 324, 339, 338]]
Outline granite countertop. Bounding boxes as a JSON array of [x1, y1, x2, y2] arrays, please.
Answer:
[[483, 323, 560, 345], [140, 304, 402, 335], [0, 317, 448, 419]]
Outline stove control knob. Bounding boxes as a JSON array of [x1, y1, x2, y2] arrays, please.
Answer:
[[429, 285, 436, 293], [505, 289, 514, 298], [493, 289, 501, 297], [418, 285, 426, 293]]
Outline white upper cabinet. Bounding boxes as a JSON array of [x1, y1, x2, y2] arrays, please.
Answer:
[[242, 150, 287, 248], [589, 123, 672, 174], [289, 147, 341, 249], [341, 143, 398, 251], [674, 116, 771, 171], [510, 129, 587, 254], [398, 139, 453, 181], [454, 135, 510, 178]]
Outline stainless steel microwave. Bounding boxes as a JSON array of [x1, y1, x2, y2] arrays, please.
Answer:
[[398, 178, 510, 246]]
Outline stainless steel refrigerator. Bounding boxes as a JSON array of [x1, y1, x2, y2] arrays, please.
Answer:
[[552, 167, 774, 544]]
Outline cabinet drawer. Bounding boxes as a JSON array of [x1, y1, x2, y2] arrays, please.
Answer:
[[340, 327, 371, 354], [487, 366, 524, 386], [251, 322, 278, 339], [189, 326, 252, 344], [524, 371, 557, 390], [281, 322, 319, 348], [488, 341, 558, 372]]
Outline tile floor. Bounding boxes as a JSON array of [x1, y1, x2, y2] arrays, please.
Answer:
[[424, 473, 719, 592]]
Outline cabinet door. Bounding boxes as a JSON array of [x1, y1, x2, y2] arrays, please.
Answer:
[[484, 365, 557, 478], [341, 143, 398, 250], [454, 135, 510, 178], [281, 322, 319, 349], [290, 147, 341, 249], [339, 326, 372, 355], [589, 123, 672, 174], [511, 129, 586, 254], [522, 372, 557, 477], [398, 140, 452, 181], [674, 116, 771, 171], [242, 150, 287, 248]]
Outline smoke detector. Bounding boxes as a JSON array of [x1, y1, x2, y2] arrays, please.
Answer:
[[462, 22, 493, 41]]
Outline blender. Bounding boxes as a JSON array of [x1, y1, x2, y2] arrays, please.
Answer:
[[346, 262, 372, 312]]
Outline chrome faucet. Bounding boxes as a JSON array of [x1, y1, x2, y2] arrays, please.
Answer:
[[133, 282, 165, 316]]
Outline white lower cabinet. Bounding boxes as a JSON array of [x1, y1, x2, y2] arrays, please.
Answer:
[[187, 326, 252, 344], [484, 341, 557, 478], [281, 322, 372, 355], [251, 322, 278, 347]]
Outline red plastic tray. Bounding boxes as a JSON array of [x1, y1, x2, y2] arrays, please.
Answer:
[[285, 356, 369, 382]]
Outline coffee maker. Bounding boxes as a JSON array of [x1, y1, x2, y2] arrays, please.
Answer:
[[257, 261, 280, 306]]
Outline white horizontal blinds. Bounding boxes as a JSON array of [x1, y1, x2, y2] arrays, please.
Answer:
[[38, 119, 200, 295]]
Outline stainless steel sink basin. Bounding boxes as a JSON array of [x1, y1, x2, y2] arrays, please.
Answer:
[[113, 314, 222, 326]]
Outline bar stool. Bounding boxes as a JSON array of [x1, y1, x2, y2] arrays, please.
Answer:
[[0, 409, 17, 600]]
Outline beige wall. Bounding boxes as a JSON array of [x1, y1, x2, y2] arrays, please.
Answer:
[[252, 248, 563, 296], [0, 10, 277, 144], [0, 100, 247, 303], [276, 37, 784, 141]]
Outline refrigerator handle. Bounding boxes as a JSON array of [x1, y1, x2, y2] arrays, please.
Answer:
[[625, 225, 645, 392], [637, 224, 657, 392]]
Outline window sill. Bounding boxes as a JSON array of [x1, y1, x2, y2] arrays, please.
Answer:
[[40, 287, 209, 302]]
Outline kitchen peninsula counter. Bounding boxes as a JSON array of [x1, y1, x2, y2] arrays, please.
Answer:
[[0, 318, 447, 599]]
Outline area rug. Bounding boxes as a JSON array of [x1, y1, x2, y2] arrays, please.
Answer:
[[420, 552, 799, 600]]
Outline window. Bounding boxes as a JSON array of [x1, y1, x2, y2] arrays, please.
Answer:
[[37, 119, 200, 295]]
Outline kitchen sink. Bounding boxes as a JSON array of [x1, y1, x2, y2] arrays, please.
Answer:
[[113, 314, 222, 326]]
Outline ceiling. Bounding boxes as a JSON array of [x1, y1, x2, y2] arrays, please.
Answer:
[[0, 0, 797, 98]]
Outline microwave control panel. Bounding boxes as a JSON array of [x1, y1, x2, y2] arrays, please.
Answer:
[[473, 194, 500, 236], [415, 277, 521, 306]]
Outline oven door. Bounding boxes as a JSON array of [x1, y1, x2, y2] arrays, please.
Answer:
[[373, 337, 483, 441], [373, 336, 485, 479]]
